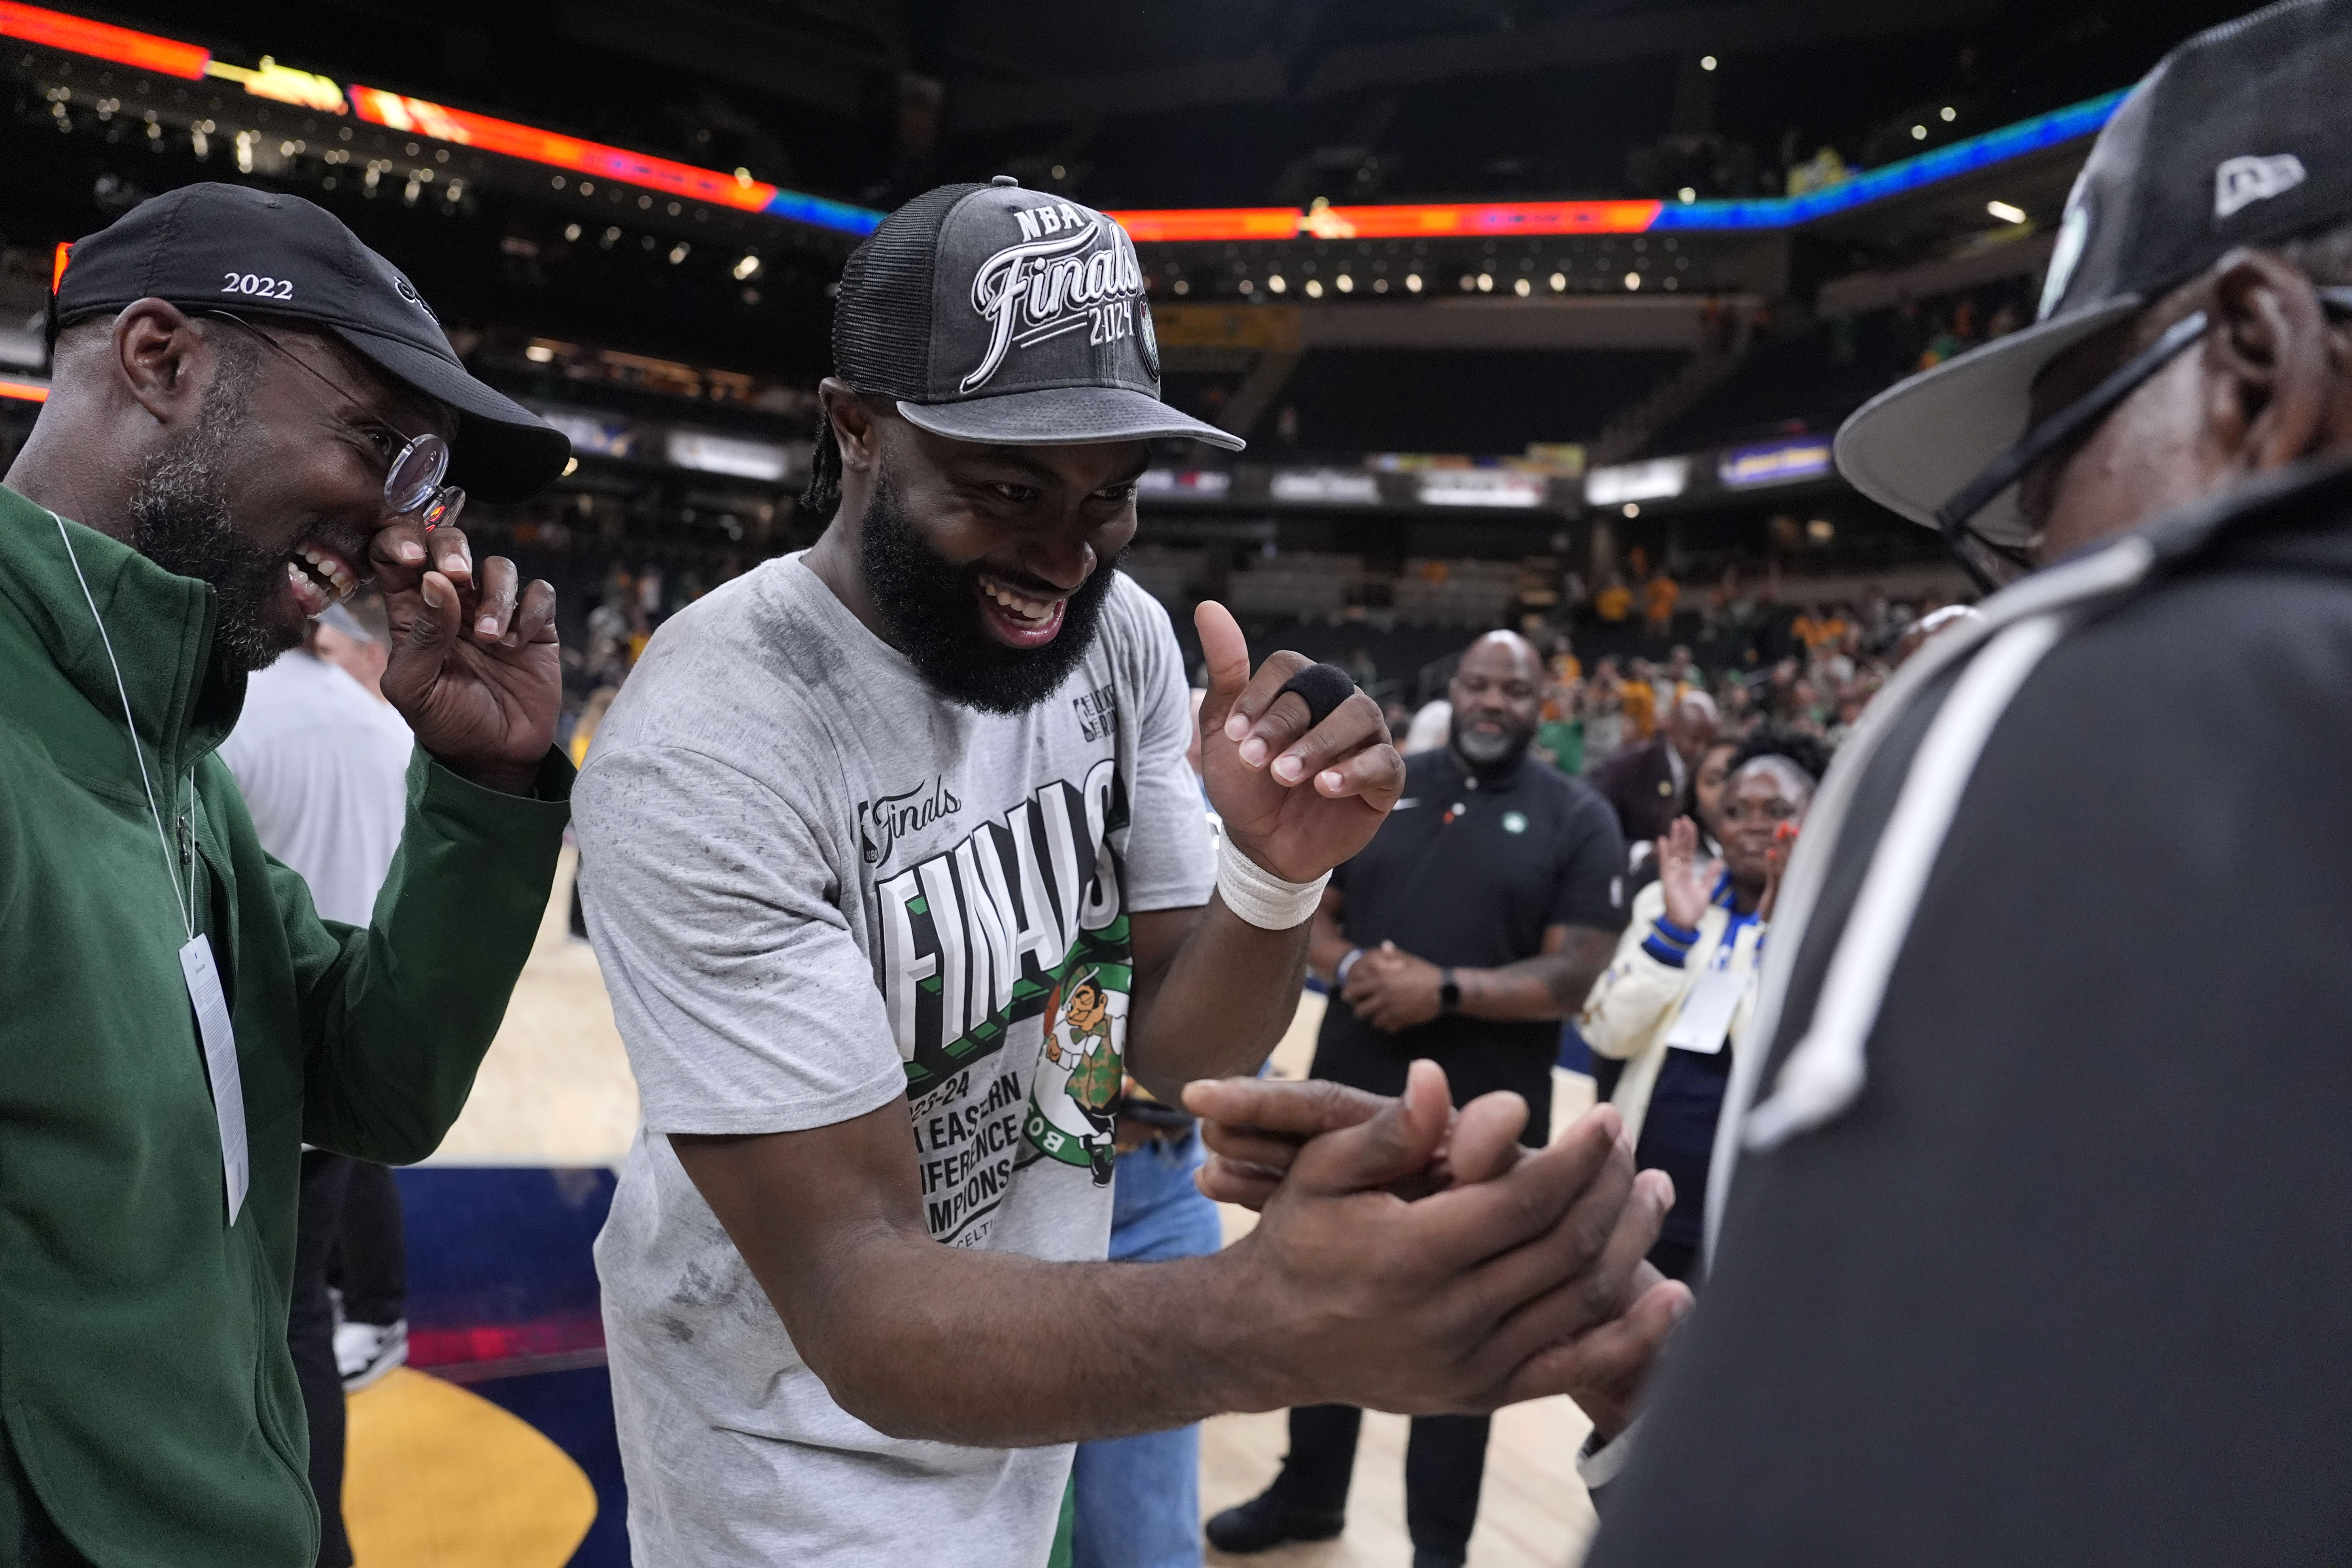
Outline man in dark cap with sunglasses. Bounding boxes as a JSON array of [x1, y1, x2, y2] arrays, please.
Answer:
[[0, 183, 572, 1567], [1192, 0, 2352, 1558], [1573, 0, 2352, 1557]]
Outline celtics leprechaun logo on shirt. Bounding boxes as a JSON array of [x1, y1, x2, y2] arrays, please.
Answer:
[[881, 758, 1139, 1243]]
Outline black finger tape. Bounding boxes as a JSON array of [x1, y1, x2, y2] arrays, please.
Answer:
[[1273, 662, 1357, 729]]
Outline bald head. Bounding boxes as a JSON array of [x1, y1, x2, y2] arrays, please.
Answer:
[[1448, 630, 1544, 772], [1464, 629, 1542, 679]]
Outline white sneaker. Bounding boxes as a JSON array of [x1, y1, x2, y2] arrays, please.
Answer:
[[335, 1319, 408, 1392]]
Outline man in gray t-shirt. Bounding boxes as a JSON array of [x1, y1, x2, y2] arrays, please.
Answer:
[[575, 181, 1682, 1568]]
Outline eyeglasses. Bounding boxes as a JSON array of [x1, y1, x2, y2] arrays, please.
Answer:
[[202, 310, 466, 531], [1722, 797, 1800, 825], [1936, 286, 2352, 593]]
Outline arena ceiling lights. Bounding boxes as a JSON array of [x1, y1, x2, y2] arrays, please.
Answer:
[[2, 0, 2117, 249]]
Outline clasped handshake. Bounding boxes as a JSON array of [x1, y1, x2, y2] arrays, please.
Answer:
[[1182, 1063, 1692, 1439]]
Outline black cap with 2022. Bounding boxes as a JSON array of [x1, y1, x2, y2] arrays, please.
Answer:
[[831, 177, 1243, 452], [1837, 0, 2352, 545], [54, 182, 570, 503]]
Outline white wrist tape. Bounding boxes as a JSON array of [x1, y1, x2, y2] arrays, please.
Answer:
[[1216, 834, 1331, 931]]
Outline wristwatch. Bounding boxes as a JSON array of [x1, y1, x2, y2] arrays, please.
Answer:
[[1439, 968, 1461, 1015]]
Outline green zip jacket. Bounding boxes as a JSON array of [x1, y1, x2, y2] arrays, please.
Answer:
[[0, 484, 571, 1565]]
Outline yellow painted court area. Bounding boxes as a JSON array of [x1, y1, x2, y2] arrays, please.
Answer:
[[343, 1369, 597, 1568]]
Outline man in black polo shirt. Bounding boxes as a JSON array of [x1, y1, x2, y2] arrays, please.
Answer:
[[1207, 629, 1627, 1568]]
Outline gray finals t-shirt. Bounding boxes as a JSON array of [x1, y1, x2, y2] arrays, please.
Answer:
[[575, 553, 1215, 1567]]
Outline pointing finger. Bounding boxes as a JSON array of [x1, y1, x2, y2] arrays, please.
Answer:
[[1194, 601, 1251, 744]]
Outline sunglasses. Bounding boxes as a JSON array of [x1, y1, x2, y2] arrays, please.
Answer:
[[202, 310, 466, 531], [1936, 286, 2352, 593]]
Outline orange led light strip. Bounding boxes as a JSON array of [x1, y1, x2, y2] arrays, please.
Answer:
[[347, 87, 781, 214], [1108, 199, 1665, 243], [0, 0, 2118, 248], [0, 377, 51, 402], [0, 1, 206, 78], [1321, 199, 1665, 238], [1109, 208, 1306, 244], [0, 2, 880, 233]]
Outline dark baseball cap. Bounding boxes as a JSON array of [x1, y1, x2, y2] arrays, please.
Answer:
[[54, 182, 570, 502], [1836, 0, 2352, 545], [832, 178, 1243, 452]]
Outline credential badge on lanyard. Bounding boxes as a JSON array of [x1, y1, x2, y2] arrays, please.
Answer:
[[1663, 909, 1757, 1056], [52, 512, 248, 1223]]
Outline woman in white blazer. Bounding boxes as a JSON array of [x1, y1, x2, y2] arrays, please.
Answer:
[[1582, 753, 1815, 1280]]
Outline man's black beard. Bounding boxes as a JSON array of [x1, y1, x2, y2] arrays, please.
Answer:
[[858, 467, 1122, 715], [128, 377, 292, 674]]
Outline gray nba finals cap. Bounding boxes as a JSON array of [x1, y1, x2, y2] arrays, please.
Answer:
[[55, 182, 569, 501], [832, 177, 1243, 450], [1836, 0, 2352, 548]]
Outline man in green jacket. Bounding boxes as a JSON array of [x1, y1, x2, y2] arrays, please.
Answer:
[[0, 183, 575, 1566]]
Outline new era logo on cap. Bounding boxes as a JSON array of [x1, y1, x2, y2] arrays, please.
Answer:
[[2214, 152, 2308, 219]]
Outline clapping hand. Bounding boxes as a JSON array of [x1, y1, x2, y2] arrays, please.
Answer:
[[1655, 817, 1711, 931]]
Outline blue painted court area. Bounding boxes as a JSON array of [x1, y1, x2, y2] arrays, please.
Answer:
[[393, 1166, 631, 1567]]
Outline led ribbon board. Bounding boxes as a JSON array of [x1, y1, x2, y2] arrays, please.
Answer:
[[1109, 91, 2131, 243], [0, 2, 205, 77], [350, 90, 867, 235], [1, 0, 882, 235], [2, 0, 2119, 249], [346, 88, 880, 233]]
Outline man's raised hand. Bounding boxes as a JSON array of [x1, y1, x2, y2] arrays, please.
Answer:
[[371, 516, 561, 795], [1196, 600, 1403, 883]]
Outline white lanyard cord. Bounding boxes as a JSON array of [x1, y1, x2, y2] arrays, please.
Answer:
[[51, 510, 197, 941]]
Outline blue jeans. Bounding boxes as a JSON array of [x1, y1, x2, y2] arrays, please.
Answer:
[[1070, 1130, 1226, 1568]]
